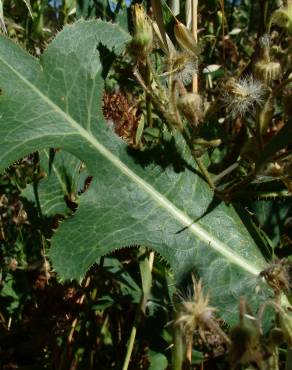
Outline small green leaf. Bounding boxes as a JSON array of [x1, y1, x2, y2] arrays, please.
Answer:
[[148, 350, 168, 370]]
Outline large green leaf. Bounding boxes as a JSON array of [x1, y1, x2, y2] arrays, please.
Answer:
[[0, 20, 272, 323]]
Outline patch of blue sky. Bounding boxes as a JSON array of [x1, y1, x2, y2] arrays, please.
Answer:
[[48, 0, 62, 9], [108, 0, 132, 13]]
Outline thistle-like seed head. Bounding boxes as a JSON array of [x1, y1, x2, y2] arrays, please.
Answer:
[[169, 52, 197, 85], [132, 4, 153, 58], [222, 76, 265, 118], [176, 278, 217, 339]]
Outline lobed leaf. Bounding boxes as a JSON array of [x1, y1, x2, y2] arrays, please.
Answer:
[[0, 20, 272, 324]]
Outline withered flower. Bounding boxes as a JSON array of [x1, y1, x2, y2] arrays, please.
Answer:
[[175, 278, 228, 343], [222, 76, 265, 118]]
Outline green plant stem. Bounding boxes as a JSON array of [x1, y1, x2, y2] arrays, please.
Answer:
[[213, 162, 239, 184], [122, 321, 138, 370], [121, 250, 155, 370], [134, 64, 216, 191], [172, 317, 184, 370], [133, 67, 181, 130]]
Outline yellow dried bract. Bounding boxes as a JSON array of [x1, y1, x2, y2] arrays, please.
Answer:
[[254, 61, 281, 84], [174, 21, 199, 56]]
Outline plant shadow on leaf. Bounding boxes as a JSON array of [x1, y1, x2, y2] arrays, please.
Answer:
[[128, 137, 225, 234], [175, 193, 222, 234], [98, 43, 116, 80], [127, 136, 203, 178]]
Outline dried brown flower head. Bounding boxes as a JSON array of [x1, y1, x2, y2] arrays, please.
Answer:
[[259, 259, 291, 294], [103, 91, 140, 146], [222, 76, 265, 118], [176, 277, 217, 340]]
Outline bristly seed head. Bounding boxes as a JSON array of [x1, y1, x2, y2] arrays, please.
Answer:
[[168, 52, 198, 85], [222, 76, 266, 118], [175, 278, 217, 340], [259, 34, 271, 49]]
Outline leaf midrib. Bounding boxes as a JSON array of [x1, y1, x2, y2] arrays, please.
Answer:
[[0, 52, 265, 277]]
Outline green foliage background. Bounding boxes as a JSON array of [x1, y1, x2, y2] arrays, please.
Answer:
[[0, 1, 291, 369]]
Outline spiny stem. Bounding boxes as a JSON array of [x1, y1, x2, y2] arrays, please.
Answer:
[[145, 58, 153, 127], [133, 67, 181, 130]]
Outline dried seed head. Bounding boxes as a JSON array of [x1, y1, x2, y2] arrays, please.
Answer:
[[169, 52, 197, 85], [176, 278, 217, 340], [174, 21, 199, 56], [132, 4, 153, 58], [259, 259, 291, 294], [222, 76, 265, 118], [254, 34, 281, 84], [177, 92, 203, 125]]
